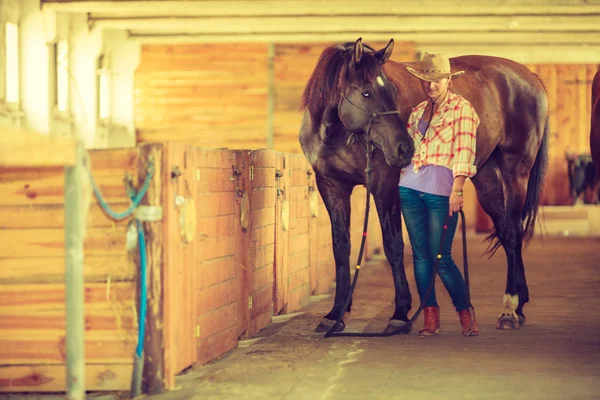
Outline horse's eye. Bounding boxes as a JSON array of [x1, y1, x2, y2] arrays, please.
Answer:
[[362, 91, 372, 98]]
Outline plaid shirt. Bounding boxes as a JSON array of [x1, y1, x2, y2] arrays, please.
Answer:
[[406, 92, 479, 178]]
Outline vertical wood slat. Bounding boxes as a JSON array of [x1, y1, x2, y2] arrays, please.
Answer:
[[139, 143, 167, 394], [195, 148, 240, 366], [233, 150, 251, 338], [307, 168, 319, 295], [274, 152, 290, 314], [246, 149, 277, 337], [162, 143, 197, 381]]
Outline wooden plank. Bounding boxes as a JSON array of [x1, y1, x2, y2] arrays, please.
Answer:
[[251, 243, 275, 271], [0, 337, 135, 365], [198, 214, 237, 237], [0, 127, 76, 168], [96, 15, 600, 34], [196, 148, 234, 168], [0, 227, 127, 258], [0, 282, 134, 312], [197, 234, 238, 260], [0, 364, 133, 392], [41, 0, 600, 17], [196, 302, 238, 340], [250, 224, 275, 249], [0, 172, 136, 206], [196, 192, 236, 218], [196, 256, 237, 290], [0, 255, 134, 285], [196, 325, 237, 366], [0, 308, 135, 334], [0, 203, 131, 229], [248, 263, 274, 294]]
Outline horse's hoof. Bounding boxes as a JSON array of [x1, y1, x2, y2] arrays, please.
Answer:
[[314, 318, 345, 333], [518, 314, 526, 327], [496, 315, 520, 330], [383, 319, 411, 335]]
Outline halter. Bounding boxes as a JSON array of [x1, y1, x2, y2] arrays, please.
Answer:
[[338, 92, 402, 174]]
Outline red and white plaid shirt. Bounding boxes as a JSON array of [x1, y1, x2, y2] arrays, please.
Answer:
[[406, 92, 479, 178]]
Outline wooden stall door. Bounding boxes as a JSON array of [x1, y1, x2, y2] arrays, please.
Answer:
[[284, 154, 311, 313], [162, 142, 197, 384], [274, 152, 290, 314], [195, 148, 242, 366], [246, 150, 277, 337]]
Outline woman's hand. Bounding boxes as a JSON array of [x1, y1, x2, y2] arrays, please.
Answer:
[[449, 191, 464, 216]]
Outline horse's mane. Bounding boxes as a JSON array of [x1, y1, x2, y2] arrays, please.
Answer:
[[299, 42, 382, 122]]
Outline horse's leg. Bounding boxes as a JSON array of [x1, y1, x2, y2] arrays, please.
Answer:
[[313, 173, 353, 333], [472, 155, 528, 330], [372, 177, 412, 332]]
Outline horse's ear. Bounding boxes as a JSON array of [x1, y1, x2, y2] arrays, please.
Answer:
[[319, 104, 340, 142], [374, 39, 395, 64], [353, 37, 363, 65]]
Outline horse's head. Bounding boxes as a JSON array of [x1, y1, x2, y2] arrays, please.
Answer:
[[300, 38, 414, 168]]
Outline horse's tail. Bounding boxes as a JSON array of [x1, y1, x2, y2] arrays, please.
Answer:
[[522, 113, 549, 246]]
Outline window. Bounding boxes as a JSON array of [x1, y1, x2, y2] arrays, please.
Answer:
[[97, 54, 109, 121], [5, 22, 19, 105], [55, 39, 69, 113]]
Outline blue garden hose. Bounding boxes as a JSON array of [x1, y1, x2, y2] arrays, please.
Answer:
[[89, 164, 153, 220], [87, 162, 152, 397], [135, 219, 147, 359]]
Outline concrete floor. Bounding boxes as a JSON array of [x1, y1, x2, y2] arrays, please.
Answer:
[[146, 233, 600, 400]]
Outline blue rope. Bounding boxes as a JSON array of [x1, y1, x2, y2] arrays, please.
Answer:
[[135, 219, 147, 358], [89, 163, 154, 220]]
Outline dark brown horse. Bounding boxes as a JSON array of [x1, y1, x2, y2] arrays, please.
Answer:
[[591, 69, 600, 178], [299, 38, 548, 333]]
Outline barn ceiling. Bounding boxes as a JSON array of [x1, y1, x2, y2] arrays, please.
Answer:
[[41, 0, 600, 46]]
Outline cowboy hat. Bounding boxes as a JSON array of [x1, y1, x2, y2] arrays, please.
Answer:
[[406, 52, 465, 82]]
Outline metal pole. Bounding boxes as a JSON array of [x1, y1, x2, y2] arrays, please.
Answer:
[[64, 142, 90, 399]]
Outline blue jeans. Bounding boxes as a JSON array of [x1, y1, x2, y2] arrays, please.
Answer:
[[399, 186, 469, 311]]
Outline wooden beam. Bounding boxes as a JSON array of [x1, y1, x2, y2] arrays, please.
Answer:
[[418, 44, 600, 64], [90, 15, 600, 33], [128, 31, 600, 45], [41, 0, 600, 16], [0, 128, 76, 168]]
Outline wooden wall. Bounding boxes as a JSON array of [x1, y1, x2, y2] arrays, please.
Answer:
[[528, 63, 600, 206], [135, 42, 417, 154], [135, 44, 270, 150], [0, 149, 139, 392]]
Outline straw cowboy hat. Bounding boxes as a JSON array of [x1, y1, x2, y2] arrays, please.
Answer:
[[406, 52, 465, 82]]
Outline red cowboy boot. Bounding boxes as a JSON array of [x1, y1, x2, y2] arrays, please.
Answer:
[[458, 308, 479, 336], [419, 306, 440, 336]]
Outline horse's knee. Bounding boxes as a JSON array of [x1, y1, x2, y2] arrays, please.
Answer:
[[383, 235, 404, 262]]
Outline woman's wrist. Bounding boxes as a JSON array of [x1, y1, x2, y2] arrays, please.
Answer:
[[451, 188, 464, 196]]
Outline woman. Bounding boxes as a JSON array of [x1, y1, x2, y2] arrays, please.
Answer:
[[400, 53, 480, 337]]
